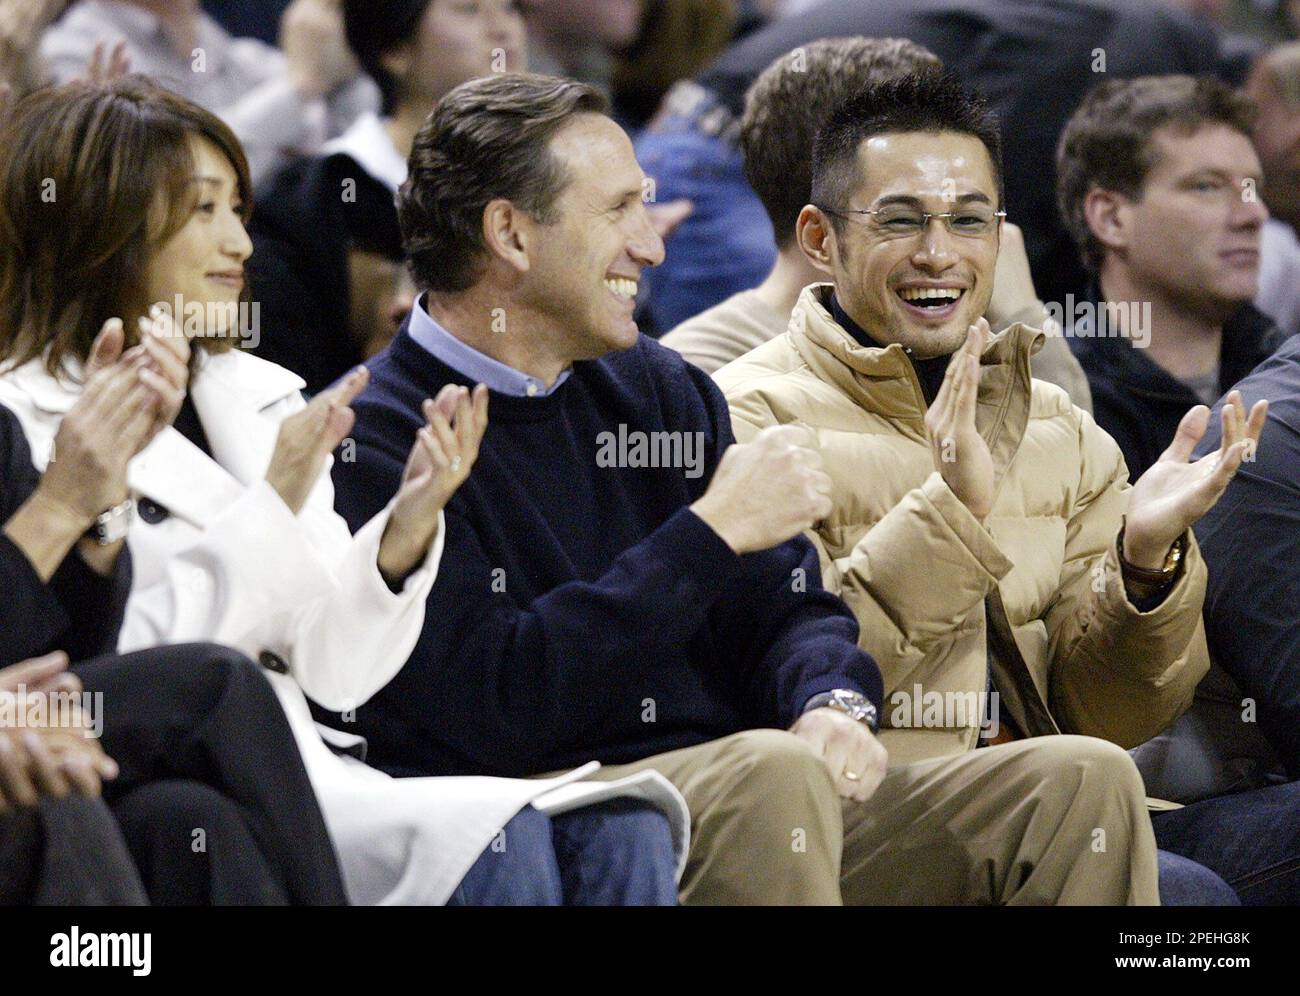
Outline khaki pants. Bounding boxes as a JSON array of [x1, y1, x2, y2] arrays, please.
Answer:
[[584, 730, 1158, 905]]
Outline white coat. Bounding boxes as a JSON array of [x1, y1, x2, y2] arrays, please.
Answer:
[[0, 348, 687, 903]]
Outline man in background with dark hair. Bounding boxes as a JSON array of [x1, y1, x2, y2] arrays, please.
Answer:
[[661, 37, 942, 374], [717, 71, 1281, 903], [635, 0, 1228, 334], [1058, 75, 1283, 480], [333, 71, 1169, 906], [659, 35, 1090, 409], [247, 0, 526, 393]]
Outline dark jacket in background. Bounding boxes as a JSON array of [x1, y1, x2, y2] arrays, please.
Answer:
[[1069, 284, 1285, 479], [1193, 334, 1300, 779], [249, 152, 402, 394]]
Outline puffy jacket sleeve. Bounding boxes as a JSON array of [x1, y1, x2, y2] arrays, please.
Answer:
[[727, 396, 1014, 671], [120, 393, 444, 711], [1043, 406, 1209, 747]]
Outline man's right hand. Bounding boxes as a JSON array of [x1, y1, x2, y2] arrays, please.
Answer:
[[281, 0, 359, 100], [691, 424, 833, 555], [925, 319, 995, 520]]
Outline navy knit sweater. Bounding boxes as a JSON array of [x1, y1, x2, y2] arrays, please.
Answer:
[[327, 325, 882, 777]]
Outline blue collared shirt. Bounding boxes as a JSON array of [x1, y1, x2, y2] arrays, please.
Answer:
[[406, 297, 570, 397]]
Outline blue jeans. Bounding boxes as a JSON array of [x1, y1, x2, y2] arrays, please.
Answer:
[[1157, 850, 1239, 905], [447, 801, 678, 906], [633, 120, 776, 334], [1152, 779, 1300, 904]]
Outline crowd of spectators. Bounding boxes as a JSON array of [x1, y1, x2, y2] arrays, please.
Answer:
[[4, 0, 1300, 907]]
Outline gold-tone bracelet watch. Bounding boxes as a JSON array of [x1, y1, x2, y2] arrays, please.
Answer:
[[1116, 522, 1185, 597]]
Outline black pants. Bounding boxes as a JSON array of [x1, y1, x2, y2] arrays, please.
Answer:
[[74, 643, 347, 905], [0, 794, 146, 905]]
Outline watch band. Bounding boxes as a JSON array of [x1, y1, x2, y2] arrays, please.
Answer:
[[86, 497, 136, 546], [1117, 523, 1185, 585], [804, 688, 880, 733]]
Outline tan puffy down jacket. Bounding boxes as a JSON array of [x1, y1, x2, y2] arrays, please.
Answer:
[[715, 284, 1209, 767]]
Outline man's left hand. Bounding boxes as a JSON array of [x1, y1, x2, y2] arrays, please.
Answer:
[[1124, 389, 1268, 569]]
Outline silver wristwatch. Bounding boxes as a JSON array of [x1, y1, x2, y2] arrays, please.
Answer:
[[803, 688, 879, 732], [86, 497, 136, 545]]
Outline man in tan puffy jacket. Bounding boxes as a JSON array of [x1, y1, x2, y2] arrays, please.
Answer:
[[717, 72, 1269, 900]]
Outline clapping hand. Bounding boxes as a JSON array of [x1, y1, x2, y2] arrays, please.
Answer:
[[1123, 390, 1268, 569], [265, 366, 369, 515], [378, 384, 489, 581], [925, 319, 995, 519]]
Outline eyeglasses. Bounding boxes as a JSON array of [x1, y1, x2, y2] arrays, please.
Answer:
[[816, 203, 1006, 239]]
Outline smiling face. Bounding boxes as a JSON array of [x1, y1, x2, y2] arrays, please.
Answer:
[[1100, 123, 1266, 313], [390, 0, 528, 108], [805, 131, 1001, 359], [516, 113, 664, 360], [142, 135, 252, 339]]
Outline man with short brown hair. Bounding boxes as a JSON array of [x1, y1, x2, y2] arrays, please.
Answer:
[[1058, 74, 1283, 479]]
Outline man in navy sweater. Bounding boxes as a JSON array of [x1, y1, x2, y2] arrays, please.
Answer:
[[332, 73, 1160, 904]]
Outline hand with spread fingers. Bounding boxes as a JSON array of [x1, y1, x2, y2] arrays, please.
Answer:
[[378, 383, 489, 582], [789, 707, 889, 802], [1123, 389, 1269, 570], [265, 365, 369, 515], [83, 37, 131, 84], [925, 318, 995, 520]]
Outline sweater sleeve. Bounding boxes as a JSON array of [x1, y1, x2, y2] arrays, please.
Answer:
[[45, 543, 132, 663]]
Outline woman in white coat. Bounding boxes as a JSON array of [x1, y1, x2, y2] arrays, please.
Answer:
[[0, 77, 685, 905]]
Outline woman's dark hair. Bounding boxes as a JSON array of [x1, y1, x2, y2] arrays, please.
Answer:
[[343, 0, 432, 115], [0, 75, 253, 376]]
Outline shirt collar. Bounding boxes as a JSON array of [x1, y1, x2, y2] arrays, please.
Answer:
[[91, 1, 161, 37], [321, 112, 407, 194], [406, 296, 570, 397]]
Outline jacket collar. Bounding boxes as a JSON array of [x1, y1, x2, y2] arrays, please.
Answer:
[[3, 349, 305, 528], [791, 283, 1044, 486]]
